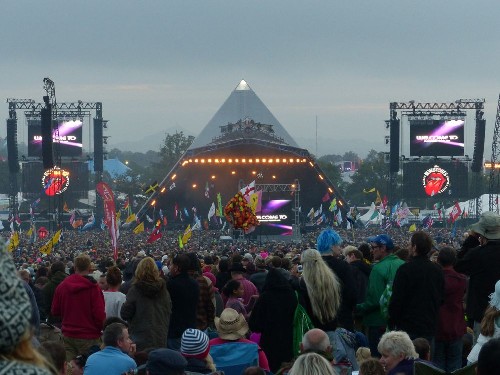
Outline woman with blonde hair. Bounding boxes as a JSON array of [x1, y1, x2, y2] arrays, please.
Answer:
[[288, 352, 335, 375], [377, 331, 418, 375], [299, 248, 342, 330], [121, 257, 172, 351]]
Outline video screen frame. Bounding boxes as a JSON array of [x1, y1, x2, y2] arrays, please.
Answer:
[[28, 119, 84, 157], [409, 119, 465, 157]]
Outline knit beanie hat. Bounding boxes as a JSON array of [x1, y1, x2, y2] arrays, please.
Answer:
[[0, 240, 32, 353], [181, 328, 210, 358]]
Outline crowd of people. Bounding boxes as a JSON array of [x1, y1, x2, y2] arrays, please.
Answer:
[[2, 212, 500, 375]]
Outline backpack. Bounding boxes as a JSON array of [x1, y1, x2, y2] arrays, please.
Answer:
[[292, 291, 314, 357], [209, 341, 259, 375]]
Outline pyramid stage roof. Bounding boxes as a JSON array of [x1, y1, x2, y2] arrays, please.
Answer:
[[140, 81, 347, 235]]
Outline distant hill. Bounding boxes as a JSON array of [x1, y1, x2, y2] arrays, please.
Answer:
[[109, 127, 194, 153]]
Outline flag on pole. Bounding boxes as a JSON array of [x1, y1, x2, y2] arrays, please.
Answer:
[[249, 190, 262, 214], [408, 223, 417, 232], [178, 235, 184, 249], [208, 202, 216, 220], [7, 232, 19, 252], [39, 230, 62, 255], [133, 222, 144, 234], [217, 193, 223, 217], [63, 202, 70, 212], [240, 180, 256, 202], [182, 224, 192, 244], [321, 191, 330, 202], [449, 202, 462, 223], [363, 187, 376, 193], [147, 224, 162, 243], [125, 213, 137, 224]]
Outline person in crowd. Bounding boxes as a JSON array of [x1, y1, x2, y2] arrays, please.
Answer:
[[288, 352, 335, 375], [467, 280, 500, 364], [84, 322, 137, 375], [186, 253, 215, 332], [229, 262, 259, 306], [97, 273, 108, 290], [51, 253, 105, 361], [249, 255, 268, 293], [215, 257, 231, 291], [356, 234, 405, 356], [242, 253, 256, 275], [139, 348, 188, 375], [389, 231, 444, 346], [378, 330, 418, 375], [316, 228, 357, 331], [120, 256, 172, 352], [0, 243, 52, 374], [295, 248, 341, 333], [345, 248, 371, 304], [209, 308, 270, 373], [180, 328, 219, 374], [358, 358, 385, 375], [43, 261, 67, 327], [412, 337, 431, 361], [356, 347, 372, 365], [222, 279, 257, 319], [103, 265, 126, 319], [249, 268, 297, 373], [358, 243, 373, 264], [477, 337, 500, 375], [203, 271, 224, 317], [39, 340, 68, 375], [243, 367, 266, 375], [433, 246, 467, 372], [19, 268, 45, 323], [455, 212, 500, 340], [167, 253, 200, 350], [18, 268, 41, 336]]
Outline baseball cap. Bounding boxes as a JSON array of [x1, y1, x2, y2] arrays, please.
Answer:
[[368, 234, 394, 250]]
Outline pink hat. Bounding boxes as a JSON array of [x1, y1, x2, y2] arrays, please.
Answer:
[[260, 251, 269, 259], [203, 272, 218, 292]]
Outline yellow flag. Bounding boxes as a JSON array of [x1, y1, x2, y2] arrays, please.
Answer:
[[249, 193, 258, 214], [182, 224, 192, 244], [375, 190, 382, 205], [26, 226, 33, 238], [178, 235, 184, 249], [133, 222, 144, 234], [7, 232, 19, 253], [363, 188, 376, 193], [39, 230, 62, 255], [126, 214, 137, 224], [408, 223, 417, 232]]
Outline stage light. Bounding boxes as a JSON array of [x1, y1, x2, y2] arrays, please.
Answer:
[[318, 174, 324, 180], [296, 158, 300, 162], [221, 158, 226, 163], [215, 159, 219, 163], [208, 159, 212, 163], [303, 159, 306, 162], [291, 184, 296, 189], [160, 187, 166, 193], [256, 158, 260, 162], [252, 171, 256, 175], [235, 158, 239, 163], [192, 184, 197, 188], [249, 159, 253, 163], [171, 174, 176, 180], [328, 187, 333, 193], [272, 175, 276, 179], [151, 199, 156, 206], [262, 158, 267, 163], [282, 159, 287, 163], [231, 171, 236, 175], [289, 158, 294, 163], [338, 201, 343, 206], [268, 159, 273, 164], [201, 159, 205, 163], [242, 158, 246, 163], [182, 161, 188, 166], [275, 158, 280, 163], [229, 159, 233, 163], [211, 175, 216, 179], [189, 159, 192, 163], [309, 162, 314, 167], [195, 159, 199, 163]]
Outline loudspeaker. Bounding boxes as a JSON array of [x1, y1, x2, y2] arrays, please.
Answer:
[[6, 119, 19, 173], [389, 119, 400, 173], [41, 106, 54, 169], [93, 118, 103, 172], [471, 119, 486, 173]]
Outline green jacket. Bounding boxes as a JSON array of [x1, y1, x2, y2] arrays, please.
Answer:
[[356, 254, 404, 327]]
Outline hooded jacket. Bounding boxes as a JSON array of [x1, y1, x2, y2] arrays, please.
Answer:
[[43, 270, 67, 324], [121, 278, 172, 351], [51, 273, 105, 339], [249, 268, 297, 373]]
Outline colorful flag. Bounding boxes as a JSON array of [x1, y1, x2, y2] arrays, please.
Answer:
[[375, 190, 382, 205], [147, 225, 162, 243], [449, 202, 462, 223], [422, 215, 434, 229], [39, 230, 62, 255], [249, 190, 262, 214], [408, 223, 417, 232], [208, 202, 216, 220], [81, 213, 95, 231], [321, 191, 330, 202], [133, 222, 144, 234], [217, 193, 223, 217], [123, 197, 130, 210], [178, 235, 184, 249], [205, 182, 210, 198], [240, 180, 256, 202], [7, 232, 19, 252], [329, 198, 337, 212], [63, 202, 70, 212], [97, 182, 119, 261], [182, 224, 192, 244], [125, 213, 137, 224], [363, 187, 376, 193]]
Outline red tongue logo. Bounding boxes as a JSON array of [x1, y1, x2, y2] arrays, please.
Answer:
[[422, 165, 449, 197]]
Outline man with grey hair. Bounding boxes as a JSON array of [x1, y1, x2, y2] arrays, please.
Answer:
[[300, 328, 332, 356]]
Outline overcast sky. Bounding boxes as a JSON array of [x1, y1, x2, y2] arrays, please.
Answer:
[[2, 0, 500, 158]]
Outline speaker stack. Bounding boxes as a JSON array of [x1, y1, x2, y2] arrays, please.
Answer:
[[389, 119, 400, 173], [471, 119, 486, 173], [41, 106, 54, 170], [6, 119, 19, 173], [93, 118, 104, 172]]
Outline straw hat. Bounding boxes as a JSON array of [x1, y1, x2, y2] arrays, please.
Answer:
[[215, 308, 249, 340]]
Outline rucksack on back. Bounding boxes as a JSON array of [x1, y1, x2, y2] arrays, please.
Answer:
[[292, 291, 314, 357]]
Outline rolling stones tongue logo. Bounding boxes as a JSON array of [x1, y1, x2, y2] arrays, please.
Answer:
[[42, 167, 70, 196], [422, 165, 449, 196]]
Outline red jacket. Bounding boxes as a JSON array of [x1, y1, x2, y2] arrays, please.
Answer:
[[51, 274, 105, 339], [436, 268, 467, 341]]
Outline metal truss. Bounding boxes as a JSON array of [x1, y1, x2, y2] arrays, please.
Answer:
[[390, 99, 484, 111], [489, 95, 500, 213], [7, 99, 102, 111]]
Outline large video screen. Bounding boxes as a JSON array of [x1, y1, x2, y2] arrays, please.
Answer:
[[256, 199, 294, 236], [28, 119, 83, 157], [403, 161, 468, 198], [409, 119, 465, 157]]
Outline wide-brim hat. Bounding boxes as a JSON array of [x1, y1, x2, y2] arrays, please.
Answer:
[[215, 308, 249, 340], [470, 211, 500, 240]]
